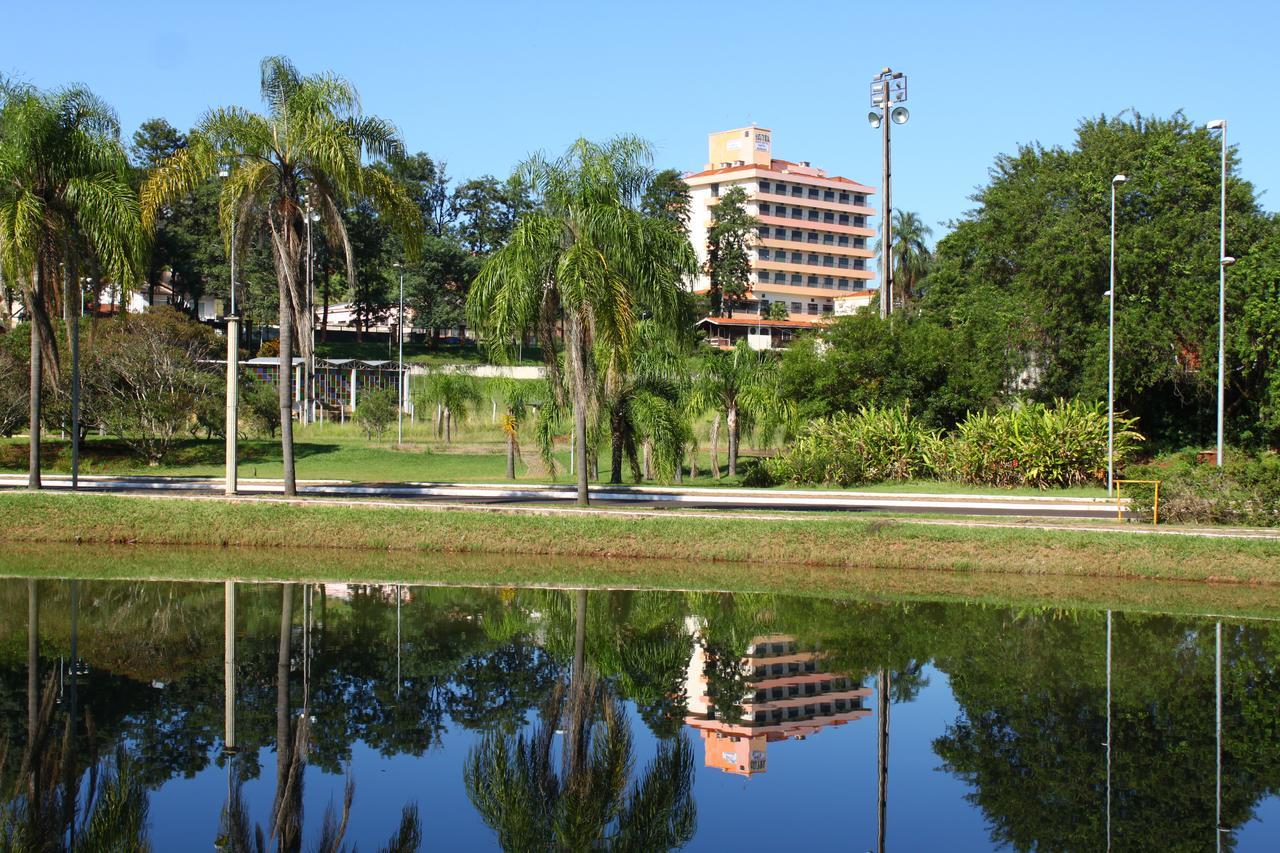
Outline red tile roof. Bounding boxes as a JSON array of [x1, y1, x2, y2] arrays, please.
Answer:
[[684, 159, 873, 192], [695, 316, 822, 329]]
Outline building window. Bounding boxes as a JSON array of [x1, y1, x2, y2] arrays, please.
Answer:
[[807, 275, 818, 285], [823, 190, 835, 201], [807, 188, 819, 199], [839, 192, 849, 203], [837, 235, 849, 247], [838, 214, 850, 225], [790, 186, 803, 197], [855, 194, 866, 206], [855, 216, 866, 227], [759, 180, 771, 193], [774, 272, 786, 283], [855, 237, 866, 248], [822, 303, 834, 313], [807, 210, 819, 221], [791, 301, 801, 312], [837, 257, 849, 268], [807, 303, 818, 315], [790, 252, 802, 263], [791, 229, 803, 241], [759, 203, 770, 216], [757, 248, 770, 260], [822, 257, 834, 267], [791, 274, 802, 284], [757, 271, 769, 283], [774, 182, 786, 195], [807, 232, 819, 243], [854, 258, 866, 270], [824, 276, 834, 286], [838, 278, 850, 290], [711, 183, 720, 197], [823, 212, 835, 223], [791, 208, 803, 220], [756, 226, 769, 238], [823, 234, 834, 245], [807, 253, 819, 264]]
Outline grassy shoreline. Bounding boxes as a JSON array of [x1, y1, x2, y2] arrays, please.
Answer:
[[2, 491, 1278, 586]]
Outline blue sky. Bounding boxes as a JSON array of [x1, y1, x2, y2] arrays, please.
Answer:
[[5, 0, 1276, 244]]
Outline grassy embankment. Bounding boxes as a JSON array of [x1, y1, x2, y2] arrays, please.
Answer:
[[1, 492, 1276, 591]]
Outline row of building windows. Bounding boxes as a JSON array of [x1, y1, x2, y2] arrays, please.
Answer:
[[752, 676, 857, 702], [758, 203, 867, 228], [759, 299, 833, 316], [748, 641, 797, 657], [757, 226, 867, 249], [759, 180, 867, 207], [757, 248, 867, 270], [751, 697, 862, 723], [758, 271, 862, 291]]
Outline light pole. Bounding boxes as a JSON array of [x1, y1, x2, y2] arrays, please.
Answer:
[[219, 162, 239, 496], [303, 197, 320, 425], [868, 68, 909, 319], [394, 262, 405, 445], [1107, 174, 1128, 496], [1207, 119, 1230, 466], [72, 276, 90, 490]]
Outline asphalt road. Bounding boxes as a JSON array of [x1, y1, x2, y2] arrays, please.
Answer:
[[0, 474, 1130, 519]]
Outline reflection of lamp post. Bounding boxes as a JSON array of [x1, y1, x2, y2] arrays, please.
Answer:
[[876, 668, 891, 853], [1216, 621, 1225, 851], [1107, 175, 1128, 496], [224, 580, 237, 755], [1105, 610, 1113, 851], [868, 68, 909, 319]]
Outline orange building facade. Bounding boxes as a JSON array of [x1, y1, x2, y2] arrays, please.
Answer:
[[684, 631, 871, 777], [684, 127, 878, 325]]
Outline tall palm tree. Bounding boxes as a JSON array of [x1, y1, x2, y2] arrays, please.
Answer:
[[687, 340, 789, 477], [883, 210, 933, 304], [0, 81, 144, 488], [468, 137, 696, 505], [142, 56, 422, 495]]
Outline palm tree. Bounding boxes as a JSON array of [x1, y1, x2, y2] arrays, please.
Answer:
[[142, 56, 421, 495], [495, 378, 542, 479], [468, 137, 696, 505], [880, 210, 932, 305], [416, 372, 483, 444], [601, 320, 688, 484], [687, 340, 789, 477], [0, 81, 144, 488]]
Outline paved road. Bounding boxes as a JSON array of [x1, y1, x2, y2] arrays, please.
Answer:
[[0, 474, 1130, 519]]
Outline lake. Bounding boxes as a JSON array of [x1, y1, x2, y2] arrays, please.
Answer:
[[2, 569, 1277, 851]]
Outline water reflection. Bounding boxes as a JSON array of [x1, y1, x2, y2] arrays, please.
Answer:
[[1, 578, 1277, 850]]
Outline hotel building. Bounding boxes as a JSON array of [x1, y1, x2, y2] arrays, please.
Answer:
[[683, 631, 871, 777], [684, 127, 877, 345]]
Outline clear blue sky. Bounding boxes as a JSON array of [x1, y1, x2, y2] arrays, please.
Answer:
[[5, 0, 1276, 244]]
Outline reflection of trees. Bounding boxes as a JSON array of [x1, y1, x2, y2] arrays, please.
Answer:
[[465, 591, 696, 851]]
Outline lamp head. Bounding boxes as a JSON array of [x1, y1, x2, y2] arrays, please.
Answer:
[[1221, 256, 1237, 267], [1112, 174, 1128, 185], [1207, 119, 1226, 130], [890, 106, 909, 125], [868, 111, 882, 129]]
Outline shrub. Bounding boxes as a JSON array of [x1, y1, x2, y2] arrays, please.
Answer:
[[83, 309, 218, 465], [766, 406, 943, 487], [943, 399, 1141, 489], [357, 386, 398, 440], [0, 338, 26, 437], [242, 375, 280, 438], [1132, 451, 1280, 526], [257, 339, 280, 358]]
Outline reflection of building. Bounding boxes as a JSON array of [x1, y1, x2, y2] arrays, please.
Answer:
[[684, 632, 871, 776]]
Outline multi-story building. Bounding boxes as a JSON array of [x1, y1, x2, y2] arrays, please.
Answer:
[[683, 631, 871, 777], [684, 126, 877, 345]]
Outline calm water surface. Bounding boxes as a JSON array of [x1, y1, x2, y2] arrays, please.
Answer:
[[2, 576, 1278, 851]]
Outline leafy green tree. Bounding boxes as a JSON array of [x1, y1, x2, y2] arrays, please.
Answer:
[[922, 111, 1274, 448], [452, 175, 532, 255], [468, 137, 696, 505], [887, 210, 932, 304], [495, 379, 543, 479], [640, 168, 691, 229], [601, 319, 688, 483], [705, 185, 757, 317], [356, 386, 397, 440], [0, 81, 145, 488], [405, 235, 481, 347], [142, 55, 422, 495], [416, 372, 482, 443], [767, 300, 788, 321]]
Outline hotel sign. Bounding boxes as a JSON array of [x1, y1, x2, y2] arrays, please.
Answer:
[[754, 131, 770, 152]]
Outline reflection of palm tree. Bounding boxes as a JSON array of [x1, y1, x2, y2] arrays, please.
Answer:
[[465, 590, 696, 850]]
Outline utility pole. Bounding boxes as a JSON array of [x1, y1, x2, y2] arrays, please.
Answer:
[[220, 163, 239, 495]]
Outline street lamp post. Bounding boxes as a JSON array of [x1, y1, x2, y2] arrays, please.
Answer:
[[72, 276, 90, 490], [394, 262, 405, 445], [868, 68, 909, 319], [1107, 174, 1128, 496], [1207, 119, 1229, 466], [219, 163, 239, 496]]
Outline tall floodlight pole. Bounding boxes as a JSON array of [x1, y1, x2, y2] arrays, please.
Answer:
[[394, 262, 405, 445], [304, 199, 319, 425], [869, 68, 909, 319], [1107, 174, 1128, 496], [1207, 120, 1232, 466], [72, 276, 90, 490], [220, 163, 239, 496]]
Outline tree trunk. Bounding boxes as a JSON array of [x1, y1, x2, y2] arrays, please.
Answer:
[[689, 444, 699, 479], [710, 412, 721, 481], [643, 439, 652, 480], [609, 407, 624, 485], [435, 403, 444, 438], [566, 313, 590, 506], [28, 316, 41, 489], [277, 280, 296, 496], [444, 407, 452, 443], [506, 432, 516, 479], [727, 404, 739, 477], [674, 448, 684, 484]]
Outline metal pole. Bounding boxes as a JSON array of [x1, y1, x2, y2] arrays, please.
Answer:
[[226, 211, 238, 496], [1107, 182, 1118, 496], [1216, 125, 1227, 467], [396, 584, 402, 700], [880, 74, 892, 320], [306, 208, 314, 425], [876, 667, 890, 853], [398, 269, 404, 445]]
